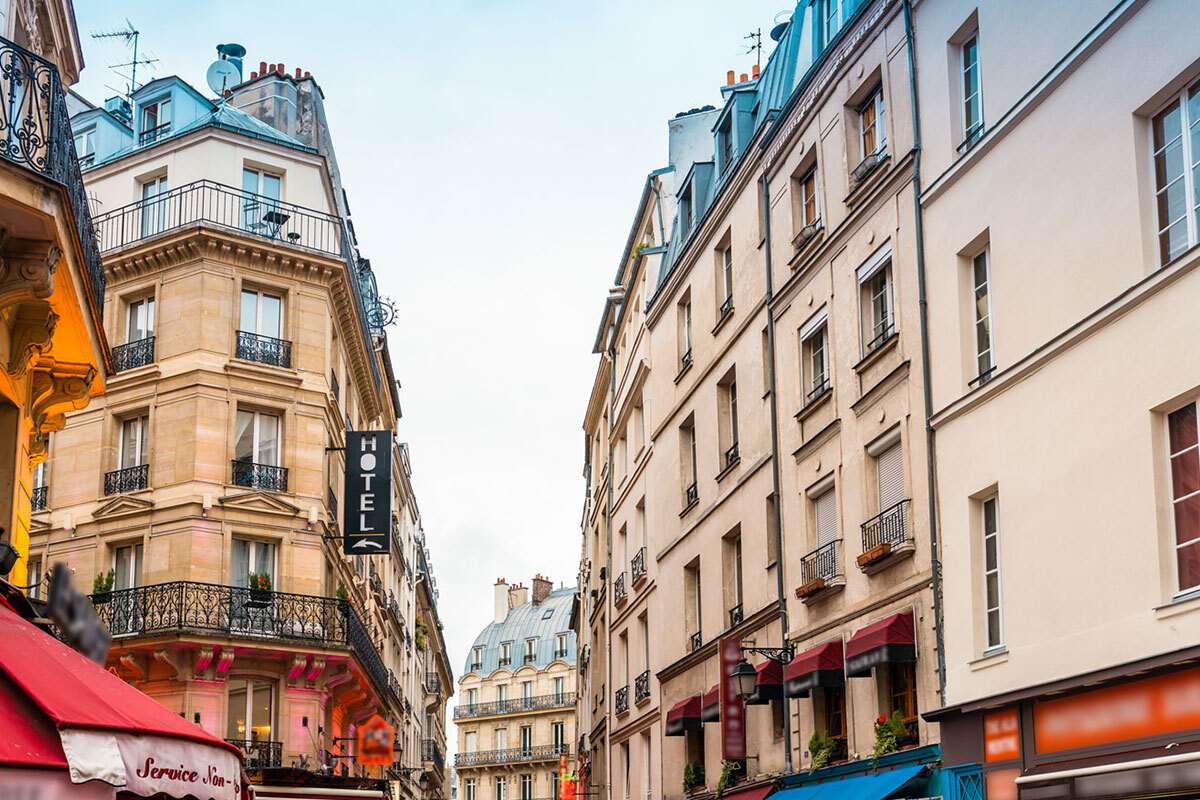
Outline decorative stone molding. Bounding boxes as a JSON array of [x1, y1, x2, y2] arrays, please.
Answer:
[[153, 649, 182, 680], [28, 358, 94, 462], [7, 301, 57, 377], [0, 233, 59, 310]]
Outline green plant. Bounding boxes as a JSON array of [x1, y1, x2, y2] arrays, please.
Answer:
[[715, 760, 741, 797], [415, 618, 429, 651], [682, 762, 705, 793], [248, 572, 272, 592], [872, 710, 909, 763], [335, 581, 348, 601], [808, 729, 836, 771], [92, 569, 114, 594]]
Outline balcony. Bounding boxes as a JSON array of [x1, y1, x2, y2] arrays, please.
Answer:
[[422, 739, 444, 772], [864, 318, 896, 356], [634, 670, 650, 704], [138, 122, 172, 145], [613, 572, 627, 607], [111, 337, 155, 372], [225, 739, 281, 770], [683, 482, 698, 509], [728, 603, 744, 628], [631, 547, 647, 586], [236, 330, 292, 369], [688, 630, 702, 652], [454, 744, 570, 768], [796, 539, 844, 602], [723, 441, 740, 471], [104, 464, 148, 495], [858, 499, 913, 573], [90, 580, 396, 705], [231, 460, 288, 492], [425, 672, 442, 694], [31, 485, 47, 512], [453, 692, 576, 720], [615, 685, 629, 715]]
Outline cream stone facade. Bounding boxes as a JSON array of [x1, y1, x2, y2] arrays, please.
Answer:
[[455, 578, 576, 800]]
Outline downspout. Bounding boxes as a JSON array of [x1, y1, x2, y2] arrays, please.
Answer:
[[604, 328, 617, 800], [902, 0, 946, 705], [760, 174, 794, 774]]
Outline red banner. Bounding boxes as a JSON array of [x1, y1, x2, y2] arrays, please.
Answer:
[[719, 637, 745, 759]]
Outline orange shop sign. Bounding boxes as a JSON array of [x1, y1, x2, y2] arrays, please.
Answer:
[[984, 708, 1020, 762], [1034, 667, 1200, 754], [356, 714, 395, 767]]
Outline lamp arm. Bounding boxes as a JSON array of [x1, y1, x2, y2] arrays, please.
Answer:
[[741, 646, 793, 664]]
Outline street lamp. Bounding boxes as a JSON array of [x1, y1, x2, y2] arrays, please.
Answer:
[[732, 658, 758, 698]]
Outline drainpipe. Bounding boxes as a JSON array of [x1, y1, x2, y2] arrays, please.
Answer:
[[902, 0, 946, 706], [604, 332, 617, 800], [760, 175, 794, 774]]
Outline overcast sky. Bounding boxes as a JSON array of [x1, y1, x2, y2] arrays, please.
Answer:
[[74, 0, 790, 754]]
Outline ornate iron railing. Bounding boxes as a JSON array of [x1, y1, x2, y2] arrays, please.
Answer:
[[453, 691, 576, 720], [236, 330, 292, 368], [422, 739, 444, 771], [724, 441, 740, 469], [864, 318, 896, 354], [231, 460, 288, 492], [631, 547, 646, 584], [138, 122, 172, 145], [800, 539, 841, 585], [728, 603, 744, 627], [111, 336, 155, 372], [806, 375, 831, 404], [31, 485, 47, 511], [454, 745, 570, 768], [425, 672, 441, 694], [684, 482, 698, 508], [225, 739, 281, 769], [634, 670, 650, 704], [615, 685, 629, 714], [613, 572, 626, 605], [104, 464, 148, 495], [0, 38, 105, 320], [861, 499, 911, 554], [689, 630, 703, 652]]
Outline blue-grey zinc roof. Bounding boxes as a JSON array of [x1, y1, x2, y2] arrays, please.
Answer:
[[464, 586, 577, 675]]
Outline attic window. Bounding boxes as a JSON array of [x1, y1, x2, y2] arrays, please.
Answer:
[[542, 609, 553, 620], [719, 119, 735, 174], [680, 186, 694, 236], [139, 97, 172, 145]]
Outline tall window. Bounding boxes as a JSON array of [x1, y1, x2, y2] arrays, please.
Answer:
[[127, 297, 154, 343], [497, 684, 508, 704], [622, 741, 631, 800], [1152, 83, 1200, 264], [519, 725, 532, 755], [27, 557, 42, 600], [719, 374, 739, 469], [972, 250, 994, 381], [552, 721, 566, 752], [235, 410, 280, 466], [500, 641, 512, 665], [519, 773, 533, 800], [464, 731, 477, 753], [551, 772, 560, 800], [982, 496, 1003, 649], [524, 637, 537, 664], [961, 34, 983, 144], [814, 485, 838, 550], [680, 416, 698, 507], [860, 85, 887, 156], [240, 289, 283, 340], [120, 416, 149, 469], [494, 728, 508, 750], [241, 168, 282, 234], [467, 687, 478, 708], [820, 0, 843, 47], [471, 646, 483, 669], [73, 127, 95, 163], [859, 251, 895, 353], [798, 167, 819, 228], [719, 245, 734, 315], [494, 777, 507, 800], [684, 558, 702, 648], [678, 295, 693, 370], [887, 662, 918, 727], [875, 441, 905, 514], [113, 543, 143, 590], [464, 778, 476, 800], [801, 318, 829, 402], [719, 119, 735, 174], [225, 678, 273, 743], [140, 175, 169, 236], [723, 530, 743, 623], [1168, 404, 1200, 592], [555, 632, 568, 658], [231, 538, 275, 588]]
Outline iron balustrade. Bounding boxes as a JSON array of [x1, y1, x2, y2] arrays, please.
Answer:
[[499, 657, 512, 667], [104, 464, 148, 495], [684, 482, 698, 508], [31, 485, 47, 511], [806, 375, 831, 404], [688, 630, 703, 652], [680, 349, 693, 371], [969, 365, 996, 389], [553, 648, 568, 659], [864, 319, 896, 354], [861, 499, 912, 554], [0, 38, 105, 318], [78, 152, 95, 169], [631, 547, 646, 584], [634, 670, 650, 704], [720, 296, 733, 318], [138, 122, 172, 145], [724, 442, 740, 469], [454, 745, 570, 768], [111, 337, 155, 372], [236, 330, 292, 368], [422, 740, 444, 771], [469, 661, 483, 672], [231, 460, 288, 492], [613, 572, 626, 604], [523, 653, 536, 665], [327, 486, 338, 521], [800, 539, 842, 585], [728, 604, 744, 627], [615, 685, 629, 714], [425, 672, 441, 694], [453, 692, 576, 720], [225, 739, 281, 770]]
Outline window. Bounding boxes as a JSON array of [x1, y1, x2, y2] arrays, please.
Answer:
[[680, 415, 698, 507], [798, 167, 819, 229], [225, 678, 273, 744], [555, 632, 569, 658], [1168, 404, 1200, 592], [678, 294, 693, 371], [766, 493, 780, 564], [240, 288, 283, 340], [498, 684, 509, 704], [858, 249, 894, 353], [553, 676, 565, 702], [467, 687, 478, 708], [127, 297, 154, 343], [232, 538, 275, 588], [684, 558, 702, 648], [519, 725, 533, 755], [860, 85, 887, 156], [886, 661, 918, 728], [814, 484, 838, 550], [140, 97, 171, 142], [235, 410, 280, 466], [719, 119, 735, 174], [241, 168, 283, 234], [139, 175, 168, 236], [1152, 82, 1200, 264], [680, 186, 693, 237], [818, 685, 847, 753], [875, 441, 905, 514], [500, 641, 512, 666], [113, 543, 143, 590], [74, 127, 95, 164], [719, 245, 734, 315], [521, 680, 533, 703], [464, 778, 476, 800], [551, 773, 560, 800], [495, 777, 507, 800], [820, 0, 843, 48], [961, 34, 983, 145], [718, 372, 739, 470], [519, 774, 533, 800], [524, 637, 537, 664], [801, 315, 830, 402], [552, 720, 566, 752], [982, 496, 1003, 649], [495, 728, 508, 750], [622, 741, 631, 800], [971, 250, 994, 381], [723, 529, 743, 625], [119, 416, 149, 469], [471, 646, 483, 670], [27, 557, 42, 600], [642, 731, 652, 796]]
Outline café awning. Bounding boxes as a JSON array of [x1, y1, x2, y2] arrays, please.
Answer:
[[745, 659, 783, 705], [786, 640, 845, 697], [845, 611, 915, 678], [665, 694, 702, 736], [702, 684, 720, 722]]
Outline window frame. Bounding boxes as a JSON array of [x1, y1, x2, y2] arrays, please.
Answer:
[[859, 85, 887, 157], [239, 287, 284, 340], [126, 295, 155, 343], [801, 320, 830, 402], [960, 33, 984, 146], [1151, 82, 1200, 265], [799, 167, 820, 228], [1168, 402, 1200, 594], [119, 415, 150, 469], [235, 408, 281, 466], [971, 249, 995, 382], [981, 495, 1004, 651]]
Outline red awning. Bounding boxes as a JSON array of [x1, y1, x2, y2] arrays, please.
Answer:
[[746, 660, 784, 705], [785, 640, 845, 697], [845, 610, 916, 677], [665, 694, 703, 736], [702, 684, 720, 722], [718, 786, 772, 800]]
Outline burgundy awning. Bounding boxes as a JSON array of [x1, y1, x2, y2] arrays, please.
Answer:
[[845, 610, 915, 677], [701, 684, 720, 723], [785, 639, 845, 697], [746, 659, 784, 705], [665, 694, 702, 736]]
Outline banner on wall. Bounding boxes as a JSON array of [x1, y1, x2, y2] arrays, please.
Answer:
[[719, 636, 746, 760]]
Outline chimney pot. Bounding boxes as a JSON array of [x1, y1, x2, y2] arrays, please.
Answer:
[[304, 70, 311, 78], [752, 63, 760, 79], [259, 61, 267, 74], [532, 574, 553, 605], [740, 72, 749, 83], [276, 63, 285, 76], [726, 70, 735, 86], [250, 71, 258, 80], [295, 67, 302, 79]]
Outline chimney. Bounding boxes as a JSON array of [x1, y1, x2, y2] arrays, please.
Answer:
[[494, 578, 509, 624], [250, 71, 258, 80], [532, 574, 553, 605], [259, 61, 267, 75], [739, 72, 749, 83], [276, 63, 285, 77], [295, 67, 302, 79], [726, 70, 735, 86], [304, 70, 311, 78], [752, 63, 760, 79], [508, 582, 529, 610]]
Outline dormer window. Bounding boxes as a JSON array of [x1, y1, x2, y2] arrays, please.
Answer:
[[719, 119, 735, 174], [680, 187, 693, 237], [73, 127, 95, 167], [140, 97, 172, 145]]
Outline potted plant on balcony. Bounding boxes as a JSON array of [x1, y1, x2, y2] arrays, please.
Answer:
[[808, 729, 836, 772], [857, 541, 893, 568], [715, 760, 745, 797], [683, 762, 705, 795], [415, 618, 429, 652], [795, 575, 828, 600], [872, 710, 910, 764], [247, 572, 272, 605], [91, 569, 114, 604]]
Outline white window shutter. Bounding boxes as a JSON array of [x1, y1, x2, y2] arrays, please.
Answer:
[[815, 489, 838, 547], [876, 443, 905, 511]]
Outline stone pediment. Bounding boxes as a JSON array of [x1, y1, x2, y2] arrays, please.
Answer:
[[91, 494, 155, 519], [218, 490, 301, 516]]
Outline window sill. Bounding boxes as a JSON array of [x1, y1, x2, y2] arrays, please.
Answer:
[[843, 151, 890, 206], [795, 385, 833, 423], [788, 223, 825, 268], [712, 307, 735, 335], [853, 330, 899, 375], [679, 498, 699, 518], [715, 455, 741, 483], [674, 360, 694, 384], [969, 647, 1009, 671], [1154, 587, 1200, 621]]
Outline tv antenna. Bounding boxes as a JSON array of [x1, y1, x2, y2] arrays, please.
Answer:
[[743, 27, 762, 69], [91, 20, 158, 97]]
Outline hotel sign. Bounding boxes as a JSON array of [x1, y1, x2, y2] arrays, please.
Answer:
[[719, 637, 746, 760], [344, 430, 392, 554]]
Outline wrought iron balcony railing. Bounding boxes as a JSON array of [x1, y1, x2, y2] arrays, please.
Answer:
[[800, 539, 842, 586], [634, 670, 650, 704], [688, 630, 703, 652], [104, 464, 148, 495], [806, 375, 831, 404], [422, 739, 444, 771], [425, 672, 441, 694], [0, 38, 105, 319], [231, 460, 288, 492], [724, 441, 740, 469], [236, 330, 292, 368], [861, 499, 912, 554], [523, 653, 537, 665], [631, 547, 646, 584], [613, 572, 626, 605], [720, 295, 733, 318], [680, 348, 693, 372], [864, 318, 896, 354], [615, 685, 629, 714], [138, 122, 172, 145], [684, 482, 698, 508], [728, 603, 744, 627], [31, 485, 47, 512], [91, 580, 396, 705], [224, 739, 281, 770], [111, 336, 155, 372], [454, 744, 570, 768], [453, 692, 576, 720]]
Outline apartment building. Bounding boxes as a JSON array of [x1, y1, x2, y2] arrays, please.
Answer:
[[455, 577, 576, 800], [915, 1, 1200, 798], [24, 53, 451, 796], [0, 0, 108, 590]]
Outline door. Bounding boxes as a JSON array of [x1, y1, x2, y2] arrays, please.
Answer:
[[241, 168, 282, 235], [120, 416, 149, 469], [140, 176, 169, 236], [226, 678, 275, 768], [110, 544, 143, 635], [240, 289, 283, 340], [519, 725, 532, 756], [127, 297, 155, 342], [231, 538, 277, 632]]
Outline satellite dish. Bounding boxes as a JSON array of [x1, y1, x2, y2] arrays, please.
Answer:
[[769, 21, 789, 42], [206, 59, 240, 95]]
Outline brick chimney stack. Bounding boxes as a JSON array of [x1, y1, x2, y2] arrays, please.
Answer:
[[494, 578, 509, 623], [532, 574, 553, 605], [508, 582, 529, 610]]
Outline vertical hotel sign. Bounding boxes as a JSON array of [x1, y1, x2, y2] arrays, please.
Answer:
[[718, 637, 746, 759], [344, 430, 392, 554]]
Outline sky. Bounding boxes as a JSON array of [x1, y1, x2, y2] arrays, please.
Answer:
[[74, 0, 791, 754]]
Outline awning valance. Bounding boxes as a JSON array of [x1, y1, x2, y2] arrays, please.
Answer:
[[785, 640, 845, 697], [845, 610, 915, 677], [746, 659, 783, 705], [665, 694, 702, 736], [702, 684, 720, 723], [772, 764, 925, 800]]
